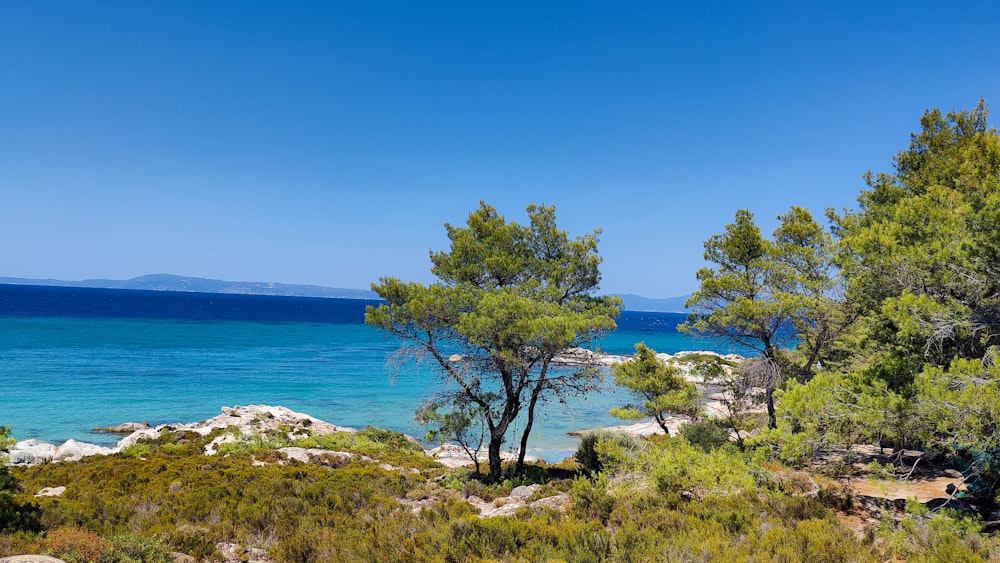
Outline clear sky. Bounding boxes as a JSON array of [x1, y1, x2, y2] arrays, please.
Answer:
[[2, 1, 998, 297]]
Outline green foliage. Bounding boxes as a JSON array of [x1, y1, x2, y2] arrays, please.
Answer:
[[682, 206, 847, 428], [569, 473, 616, 523], [680, 418, 731, 452], [0, 426, 41, 534], [6, 449, 427, 560], [417, 398, 485, 474], [39, 527, 173, 563], [877, 512, 1000, 562], [215, 429, 292, 456], [675, 352, 738, 366], [366, 202, 621, 481], [647, 439, 758, 498], [0, 426, 12, 458], [3, 434, 998, 561], [574, 430, 640, 475], [610, 343, 701, 435], [116, 443, 153, 459], [295, 427, 426, 459], [912, 358, 1000, 501], [832, 100, 1000, 373]]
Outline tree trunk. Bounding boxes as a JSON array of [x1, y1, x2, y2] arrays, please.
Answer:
[[516, 388, 542, 475], [766, 389, 777, 429], [487, 433, 504, 482], [654, 413, 671, 436], [762, 342, 778, 429]]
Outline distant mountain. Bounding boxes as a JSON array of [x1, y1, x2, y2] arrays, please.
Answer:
[[0, 274, 379, 300], [0, 275, 688, 311], [614, 293, 690, 313]]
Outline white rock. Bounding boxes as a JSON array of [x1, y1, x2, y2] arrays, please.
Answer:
[[35, 486, 66, 497], [8, 439, 57, 466], [508, 484, 539, 500], [467, 491, 571, 518], [116, 428, 162, 451], [277, 447, 354, 464], [53, 439, 112, 462], [114, 405, 357, 456], [425, 444, 537, 468], [93, 421, 150, 433]]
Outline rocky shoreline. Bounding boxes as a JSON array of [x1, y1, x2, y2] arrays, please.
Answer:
[[6, 349, 746, 469], [6, 404, 529, 470]]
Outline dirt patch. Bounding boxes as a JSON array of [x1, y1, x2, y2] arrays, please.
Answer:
[[849, 473, 964, 504]]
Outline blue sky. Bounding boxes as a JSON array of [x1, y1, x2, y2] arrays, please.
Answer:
[[2, 2, 998, 297]]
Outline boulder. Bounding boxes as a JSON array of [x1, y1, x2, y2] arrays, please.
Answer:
[[93, 421, 150, 433], [426, 444, 536, 469], [34, 486, 66, 498], [115, 428, 163, 451], [0, 557, 68, 562], [53, 439, 113, 462], [276, 447, 353, 464], [467, 490, 571, 518], [116, 405, 358, 456], [509, 484, 539, 500], [568, 418, 684, 438], [8, 439, 56, 466]]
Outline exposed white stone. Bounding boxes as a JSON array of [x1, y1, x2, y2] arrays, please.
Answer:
[[53, 439, 113, 462], [8, 439, 56, 466], [508, 484, 539, 500], [92, 421, 151, 433], [34, 486, 66, 497], [425, 443, 537, 469]]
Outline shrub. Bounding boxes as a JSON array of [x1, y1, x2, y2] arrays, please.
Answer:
[[44, 527, 112, 563], [294, 427, 423, 457], [0, 466, 40, 534], [107, 534, 173, 563], [575, 430, 640, 474], [681, 418, 731, 452], [570, 474, 615, 523], [117, 443, 153, 459]]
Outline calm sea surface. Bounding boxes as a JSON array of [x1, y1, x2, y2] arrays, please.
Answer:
[[0, 284, 735, 461]]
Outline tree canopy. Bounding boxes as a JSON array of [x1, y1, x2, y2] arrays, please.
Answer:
[[729, 101, 1000, 505], [832, 99, 1000, 376], [609, 343, 700, 435], [681, 206, 844, 427], [366, 202, 620, 481]]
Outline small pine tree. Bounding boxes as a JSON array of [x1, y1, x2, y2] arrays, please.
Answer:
[[609, 343, 701, 435]]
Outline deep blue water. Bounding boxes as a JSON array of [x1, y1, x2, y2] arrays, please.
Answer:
[[0, 284, 734, 461]]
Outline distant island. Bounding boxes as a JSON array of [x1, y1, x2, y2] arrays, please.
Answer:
[[0, 274, 690, 312], [0, 274, 379, 300]]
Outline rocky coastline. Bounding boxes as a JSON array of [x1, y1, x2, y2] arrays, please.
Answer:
[[6, 404, 529, 470], [6, 349, 746, 469]]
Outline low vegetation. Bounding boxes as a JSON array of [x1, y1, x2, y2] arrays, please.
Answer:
[[0, 418, 997, 561]]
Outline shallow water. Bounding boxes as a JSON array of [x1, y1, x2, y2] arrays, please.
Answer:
[[0, 285, 737, 461]]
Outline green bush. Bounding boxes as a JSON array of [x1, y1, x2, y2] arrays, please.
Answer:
[[0, 466, 40, 534], [117, 443, 153, 459], [5, 421, 1000, 562], [575, 430, 639, 474], [681, 418, 731, 452], [294, 426, 424, 456]]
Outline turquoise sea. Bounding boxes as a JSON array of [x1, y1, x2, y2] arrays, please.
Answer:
[[0, 285, 735, 462]]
